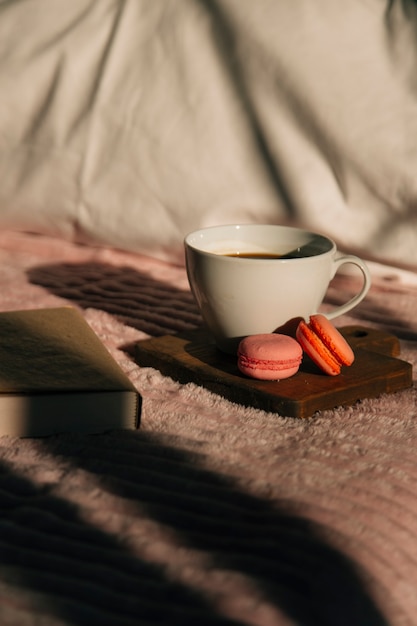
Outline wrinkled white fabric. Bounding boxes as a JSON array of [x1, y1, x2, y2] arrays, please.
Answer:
[[0, 0, 416, 266]]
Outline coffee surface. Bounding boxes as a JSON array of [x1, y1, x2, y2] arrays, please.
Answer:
[[225, 252, 285, 259], [224, 242, 326, 259]]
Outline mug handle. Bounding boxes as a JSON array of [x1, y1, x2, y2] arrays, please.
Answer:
[[324, 255, 371, 320]]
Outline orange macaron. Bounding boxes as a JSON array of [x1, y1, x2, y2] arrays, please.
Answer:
[[296, 314, 354, 376]]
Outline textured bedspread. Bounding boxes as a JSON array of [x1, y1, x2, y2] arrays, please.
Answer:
[[0, 230, 416, 626]]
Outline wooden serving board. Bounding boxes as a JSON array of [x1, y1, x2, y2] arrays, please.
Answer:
[[135, 326, 413, 418]]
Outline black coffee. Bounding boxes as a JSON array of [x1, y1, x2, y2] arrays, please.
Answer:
[[225, 252, 285, 259], [224, 242, 326, 259]]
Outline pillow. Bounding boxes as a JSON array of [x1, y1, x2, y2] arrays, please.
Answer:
[[0, 0, 416, 267]]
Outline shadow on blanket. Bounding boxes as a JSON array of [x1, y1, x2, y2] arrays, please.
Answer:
[[28, 262, 202, 338], [2, 431, 389, 626], [28, 259, 417, 343]]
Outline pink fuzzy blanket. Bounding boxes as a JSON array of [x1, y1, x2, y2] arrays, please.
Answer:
[[0, 230, 416, 626]]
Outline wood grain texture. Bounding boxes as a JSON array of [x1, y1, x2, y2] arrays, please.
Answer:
[[135, 326, 413, 418]]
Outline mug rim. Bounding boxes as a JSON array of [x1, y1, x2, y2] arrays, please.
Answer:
[[184, 224, 336, 261]]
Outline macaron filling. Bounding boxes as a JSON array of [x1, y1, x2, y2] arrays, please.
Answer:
[[238, 354, 301, 373]]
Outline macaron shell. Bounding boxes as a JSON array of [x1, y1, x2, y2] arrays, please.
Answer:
[[237, 333, 302, 380], [309, 314, 354, 366], [296, 314, 355, 376], [296, 320, 342, 375]]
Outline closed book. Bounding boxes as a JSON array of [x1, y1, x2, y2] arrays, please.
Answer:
[[0, 307, 140, 437]]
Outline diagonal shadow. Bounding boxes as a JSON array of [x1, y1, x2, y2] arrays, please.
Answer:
[[0, 448, 242, 626], [27, 261, 202, 338], [0, 430, 391, 626]]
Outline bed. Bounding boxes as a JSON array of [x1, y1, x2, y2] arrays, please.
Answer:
[[0, 1, 417, 625]]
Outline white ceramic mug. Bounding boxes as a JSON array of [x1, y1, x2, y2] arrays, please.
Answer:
[[184, 224, 371, 353]]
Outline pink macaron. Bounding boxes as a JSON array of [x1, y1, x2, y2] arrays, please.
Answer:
[[296, 314, 354, 376], [237, 333, 303, 380]]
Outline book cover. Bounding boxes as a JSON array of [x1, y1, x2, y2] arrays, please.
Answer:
[[0, 307, 140, 437]]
